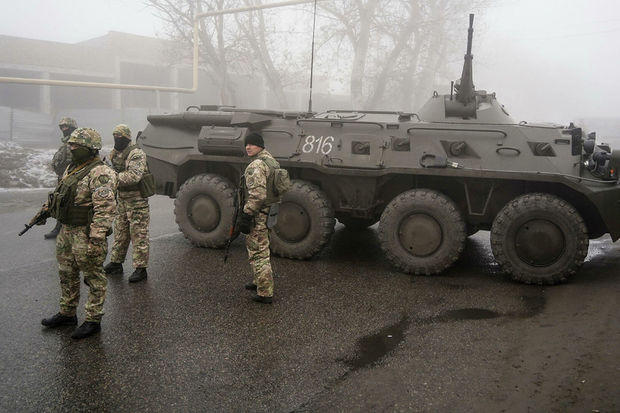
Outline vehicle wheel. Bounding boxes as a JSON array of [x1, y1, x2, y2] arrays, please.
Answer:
[[174, 173, 237, 248], [378, 189, 466, 275], [270, 180, 335, 259], [336, 215, 378, 230], [490, 193, 588, 285]]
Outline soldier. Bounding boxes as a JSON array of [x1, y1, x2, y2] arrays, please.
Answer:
[[45, 117, 77, 239], [103, 124, 150, 282], [41, 128, 117, 339], [238, 132, 277, 304]]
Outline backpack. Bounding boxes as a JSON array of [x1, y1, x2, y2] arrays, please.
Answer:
[[260, 156, 291, 204], [272, 167, 291, 197]]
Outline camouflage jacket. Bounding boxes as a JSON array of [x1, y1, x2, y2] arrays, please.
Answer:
[[109, 145, 148, 201], [50, 137, 72, 178], [60, 159, 117, 239], [243, 149, 275, 215]]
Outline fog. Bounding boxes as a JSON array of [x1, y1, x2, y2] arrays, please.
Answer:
[[476, 0, 620, 126], [1, 0, 619, 132]]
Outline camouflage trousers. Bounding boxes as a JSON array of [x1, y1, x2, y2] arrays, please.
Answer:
[[109, 197, 150, 268], [56, 225, 108, 322], [246, 208, 274, 297]]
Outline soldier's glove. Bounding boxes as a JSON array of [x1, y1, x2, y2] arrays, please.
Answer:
[[87, 237, 106, 257], [237, 212, 254, 235]]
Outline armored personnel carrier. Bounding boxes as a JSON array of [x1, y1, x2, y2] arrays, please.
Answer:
[[140, 14, 620, 284]]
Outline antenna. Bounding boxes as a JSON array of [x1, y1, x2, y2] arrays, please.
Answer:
[[307, 0, 318, 114]]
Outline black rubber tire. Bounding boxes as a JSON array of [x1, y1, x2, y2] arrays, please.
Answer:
[[490, 193, 589, 285], [336, 215, 378, 230], [174, 173, 237, 248], [270, 180, 335, 259], [378, 189, 466, 275]]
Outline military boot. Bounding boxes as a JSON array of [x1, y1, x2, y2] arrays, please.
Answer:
[[252, 295, 273, 304], [128, 267, 147, 283], [41, 312, 77, 327], [245, 282, 257, 291], [43, 221, 62, 239], [71, 321, 101, 339], [104, 262, 123, 275]]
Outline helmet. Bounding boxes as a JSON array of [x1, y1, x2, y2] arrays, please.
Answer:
[[112, 124, 132, 139], [58, 117, 77, 129], [67, 128, 102, 150]]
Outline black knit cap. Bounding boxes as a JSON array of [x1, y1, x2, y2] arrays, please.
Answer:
[[244, 132, 264, 148]]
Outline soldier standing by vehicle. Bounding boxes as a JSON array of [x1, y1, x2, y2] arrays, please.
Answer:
[[45, 117, 77, 239], [40, 128, 117, 339], [238, 132, 279, 304], [103, 124, 152, 283]]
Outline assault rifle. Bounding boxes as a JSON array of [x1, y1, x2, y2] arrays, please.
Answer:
[[19, 206, 50, 236], [223, 191, 240, 263]]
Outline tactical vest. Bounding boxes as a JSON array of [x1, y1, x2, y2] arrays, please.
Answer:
[[48, 159, 103, 226], [241, 154, 280, 208], [261, 155, 281, 206], [112, 144, 140, 192], [111, 144, 155, 197]]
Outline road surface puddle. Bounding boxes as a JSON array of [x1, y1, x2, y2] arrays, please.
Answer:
[[341, 315, 409, 370], [435, 307, 500, 321]]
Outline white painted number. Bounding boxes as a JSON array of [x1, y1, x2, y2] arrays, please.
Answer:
[[302, 135, 334, 155]]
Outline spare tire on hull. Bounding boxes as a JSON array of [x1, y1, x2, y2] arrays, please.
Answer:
[[270, 180, 335, 259], [174, 173, 237, 248], [378, 189, 466, 275], [490, 193, 589, 285]]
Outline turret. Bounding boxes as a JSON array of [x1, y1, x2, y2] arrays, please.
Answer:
[[418, 14, 514, 124], [444, 13, 476, 119]]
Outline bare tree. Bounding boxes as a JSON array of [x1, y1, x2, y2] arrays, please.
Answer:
[[146, 0, 490, 111], [147, 0, 235, 104], [318, 0, 490, 110], [146, 0, 302, 107]]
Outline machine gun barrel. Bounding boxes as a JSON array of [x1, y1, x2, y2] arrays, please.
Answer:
[[456, 13, 475, 106]]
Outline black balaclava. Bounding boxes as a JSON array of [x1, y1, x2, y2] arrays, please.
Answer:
[[71, 146, 92, 164], [62, 127, 76, 138], [114, 137, 131, 151]]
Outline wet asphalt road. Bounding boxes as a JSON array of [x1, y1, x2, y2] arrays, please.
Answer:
[[1, 191, 619, 412]]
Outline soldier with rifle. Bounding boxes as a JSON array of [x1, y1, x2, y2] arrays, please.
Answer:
[[237, 132, 284, 304], [24, 128, 118, 339], [44, 117, 78, 239]]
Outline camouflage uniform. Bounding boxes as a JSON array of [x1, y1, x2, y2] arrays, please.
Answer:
[[52, 129, 117, 322], [51, 117, 77, 178], [45, 118, 77, 239], [51, 138, 72, 178], [108, 125, 150, 269], [243, 149, 276, 298]]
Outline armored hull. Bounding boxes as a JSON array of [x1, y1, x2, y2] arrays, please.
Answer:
[[139, 15, 620, 284]]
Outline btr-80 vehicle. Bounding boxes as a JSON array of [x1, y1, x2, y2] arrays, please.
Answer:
[[140, 14, 620, 284]]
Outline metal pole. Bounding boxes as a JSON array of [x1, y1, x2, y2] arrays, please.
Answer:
[[9, 107, 13, 141], [196, 0, 318, 18], [307, 0, 318, 113]]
